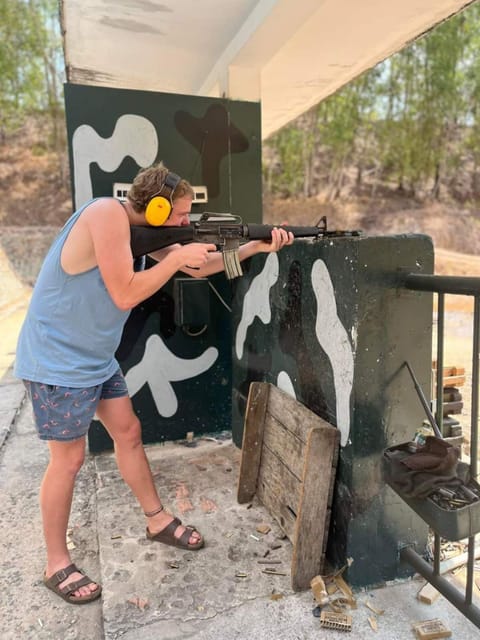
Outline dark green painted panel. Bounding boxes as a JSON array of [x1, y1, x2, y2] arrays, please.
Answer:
[[231, 234, 434, 587], [88, 270, 233, 453], [64, 83, 262, 221]]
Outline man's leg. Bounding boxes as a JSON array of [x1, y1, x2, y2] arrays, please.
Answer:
[[42, 437, 99, 597], [95, 395, 201, 544]]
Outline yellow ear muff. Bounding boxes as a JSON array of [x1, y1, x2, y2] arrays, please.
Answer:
[[144, 195, 172, 226]]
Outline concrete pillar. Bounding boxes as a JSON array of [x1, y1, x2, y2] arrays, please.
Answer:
[[231, 233, 433, 587]]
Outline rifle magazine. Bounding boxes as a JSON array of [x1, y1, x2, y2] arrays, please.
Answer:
[[224, 249, 243, 280]]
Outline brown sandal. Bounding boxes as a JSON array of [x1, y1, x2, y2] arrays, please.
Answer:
[[43, 563, 102, 604], [146, 516, 204, 550]]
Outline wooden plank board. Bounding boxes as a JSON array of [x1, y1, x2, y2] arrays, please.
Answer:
[[237, 382, 270, 503], [257, 453, 298, 540], [262, 412, 305, 480], [267, 383, 321, 443], [237, 382, 340, 592], [292, 424, 340, 590], [432, 363, 465, 376], [417, 581, 440, 604], [256, 492, 296, 540]]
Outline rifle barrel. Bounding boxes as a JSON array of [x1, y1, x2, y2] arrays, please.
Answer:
[[245, 224, 324, 240]]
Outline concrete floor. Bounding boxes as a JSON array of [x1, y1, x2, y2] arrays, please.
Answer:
[[1, 368, 479, 640]]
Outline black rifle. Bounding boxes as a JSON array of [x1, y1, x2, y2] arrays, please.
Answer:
[[130, 213, 361, 279]]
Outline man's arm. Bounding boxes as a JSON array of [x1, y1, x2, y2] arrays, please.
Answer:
[[149, 227, 294, 278], [83, 200, 216, 310]]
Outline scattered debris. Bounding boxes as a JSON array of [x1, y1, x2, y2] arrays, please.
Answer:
[[256, 523, 271, 535], [333, 573, 357, 609], [330, 597, 353, 613], [270, 592, 284, 601], [66, 529, 76, 550], [257, 560, 282, 565], [364, 601, 384, 616], [200, 496, 217, 513], [110, 534, 122, 540], [269, 542, 282, 550], [320, 611, 352, 632], [169, 561, 179, 569], [425, 538, 480, 576], [250, 534, 260, 541], [312, 605, 322, 617], [176, 482, 194, 513], [417, 581, 440, 605], [181, 431, 197, 447], [235, 571, 248, 578], [127, 596, 149, 611], [262, 568, 287, 576], [310, 575, 329, 606], [367, 616, 378, 632], [412, 619, 452, 639]]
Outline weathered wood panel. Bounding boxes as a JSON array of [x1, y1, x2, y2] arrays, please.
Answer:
[[238, 382, 340, 591], [292, 425, 340, 590], [237, 383, 270, 503], [262, 413, 305, 480]]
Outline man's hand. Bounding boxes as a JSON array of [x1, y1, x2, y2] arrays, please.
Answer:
[[175, 242, 218, 268], [255, 227, 294, 254]]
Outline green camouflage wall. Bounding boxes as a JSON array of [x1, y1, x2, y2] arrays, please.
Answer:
[[63, 84, 261, 450], [231, 234, 434, 587]]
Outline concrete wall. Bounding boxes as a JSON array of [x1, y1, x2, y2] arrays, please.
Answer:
[[231, 233, 434, 587]]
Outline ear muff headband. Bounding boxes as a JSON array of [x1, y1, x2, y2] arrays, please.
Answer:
[[145, 172, 181, 226]]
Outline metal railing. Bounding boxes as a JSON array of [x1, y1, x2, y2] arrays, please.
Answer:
[[401, 273, 480, 627]]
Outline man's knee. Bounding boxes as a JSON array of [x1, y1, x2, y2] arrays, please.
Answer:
[[114, 416, 142, 448], [50, 442, 85, 475]]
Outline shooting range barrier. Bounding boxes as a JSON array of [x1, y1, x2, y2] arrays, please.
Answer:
[[231, 245, 480, 628], [231, 233, 434, 588]]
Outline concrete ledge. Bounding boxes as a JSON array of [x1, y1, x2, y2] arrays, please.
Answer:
[[0, 367, 26, 450]]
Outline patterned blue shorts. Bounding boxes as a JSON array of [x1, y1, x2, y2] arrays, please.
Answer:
[[23, 369, 129, 442]]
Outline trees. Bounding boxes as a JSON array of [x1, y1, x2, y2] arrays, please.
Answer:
[[264, 4, 480, 203], [0, 0, 64, 139]]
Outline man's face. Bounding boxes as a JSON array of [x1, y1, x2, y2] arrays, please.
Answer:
[[163, 195, 192, 226]]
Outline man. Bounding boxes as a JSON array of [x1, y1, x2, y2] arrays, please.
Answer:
[[14, 162, 293, 604]]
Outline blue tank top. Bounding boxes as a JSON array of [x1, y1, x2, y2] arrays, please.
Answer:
[[15, 199, 134, 387]]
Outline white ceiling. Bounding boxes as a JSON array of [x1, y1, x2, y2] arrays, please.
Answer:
[[61, 0, 477, 139]]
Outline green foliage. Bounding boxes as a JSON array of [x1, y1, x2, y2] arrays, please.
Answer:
[[264, 4, 480, 202], [0, 0, 64, 134]]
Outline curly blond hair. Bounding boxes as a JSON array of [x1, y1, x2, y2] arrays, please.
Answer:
[[127, 162, 194, 213]]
